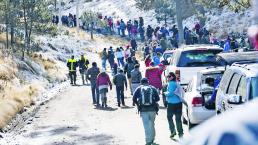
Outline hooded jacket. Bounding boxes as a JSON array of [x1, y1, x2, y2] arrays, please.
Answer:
[[145, 67, 162, 89]]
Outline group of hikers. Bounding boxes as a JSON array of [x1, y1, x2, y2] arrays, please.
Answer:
[[66, 42, 186, 145], [56, 12, 257, 52]]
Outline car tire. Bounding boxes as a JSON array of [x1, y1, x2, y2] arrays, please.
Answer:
[[187, 111, 196, 129]]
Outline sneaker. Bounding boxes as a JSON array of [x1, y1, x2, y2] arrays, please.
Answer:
[[118, 104, 120, 107], [170, 132, 176, 139]]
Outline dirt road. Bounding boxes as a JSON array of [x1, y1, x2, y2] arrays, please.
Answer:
[[1, 74, 186, 145]]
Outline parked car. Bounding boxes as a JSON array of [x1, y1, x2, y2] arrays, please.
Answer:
[[161, 50, 175, 65], [216, 61, 258, 114], [182, 67, 224, 129], [165, 45, 224, 86], [181, 98, 258, 145]]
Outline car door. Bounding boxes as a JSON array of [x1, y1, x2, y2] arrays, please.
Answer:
[[216, 69, 234, 113], [223, 73, 241, 112], [183, 79, 193, 119]]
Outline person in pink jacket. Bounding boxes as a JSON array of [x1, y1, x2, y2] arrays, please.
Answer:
[[96, 70, 112, 108], [145, 62, 163, 90]]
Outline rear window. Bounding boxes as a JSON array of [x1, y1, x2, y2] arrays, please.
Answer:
[[177, 49, 224, 67], [250, 77, 258, 99]]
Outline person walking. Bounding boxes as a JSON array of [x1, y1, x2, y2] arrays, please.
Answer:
[[164, 72, 185, 139], [113, 69, 128, 107], [96, 70, 112, 108], [145, 62, 163, 91], [131, 64, 142, 94], [86, 62, 100, 105], [145, 55, 152, 67], [115, 47, 125, 67], [133, 78, 160, 145], [124, 57, 135, 95], [101, 48, 108, 70], [67, 55, 78, 85], [78, 54, 89, 85], [108, 47, 115, 69]]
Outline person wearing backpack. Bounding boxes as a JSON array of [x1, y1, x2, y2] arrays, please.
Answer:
[[113, 69, 128, 107], [124, 57, 136, 95], [133, 78, 160, 145], [164, 72, 186, 139]]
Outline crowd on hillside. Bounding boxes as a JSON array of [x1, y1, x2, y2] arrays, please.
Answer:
[[53, 13, 258, 52]]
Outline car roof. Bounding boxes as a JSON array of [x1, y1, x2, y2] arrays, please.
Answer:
[[216, 51, 258, 65], [163, 50, 176, 54], [230, 62, 258, 77], [177, 44, 222, 51]]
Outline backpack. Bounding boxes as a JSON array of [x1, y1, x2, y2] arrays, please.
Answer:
[[140, 86, 153, 106]]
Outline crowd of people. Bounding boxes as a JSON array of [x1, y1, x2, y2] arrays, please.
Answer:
[[66, 41, 186, 145]]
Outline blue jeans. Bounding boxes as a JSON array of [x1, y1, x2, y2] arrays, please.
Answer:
[[116, 86, 125, 105], [102, 59, 107, 70], [140, 111, 156, 144], [117, 58, 124, 67], [91, 83, 99, 104]]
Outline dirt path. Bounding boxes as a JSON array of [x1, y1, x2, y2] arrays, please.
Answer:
[[0, 66, 187, 145]]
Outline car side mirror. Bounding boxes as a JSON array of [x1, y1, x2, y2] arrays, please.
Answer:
[[227, 94, 243, 104], [163, 60, 169, 65]]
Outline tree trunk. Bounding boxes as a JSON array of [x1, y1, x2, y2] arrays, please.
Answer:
[[22, 0, 28, 60], [5, 0, 9, 50], [253, 0, 258, 24], [175, 0, 184, 46], [54, 0, 57, 11]]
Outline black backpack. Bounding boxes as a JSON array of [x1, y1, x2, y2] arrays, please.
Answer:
[[139, 86, 153, 106]]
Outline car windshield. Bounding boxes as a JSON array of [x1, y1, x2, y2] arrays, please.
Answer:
[[178, 49, 224, 67], [251, 77, 258, 99]]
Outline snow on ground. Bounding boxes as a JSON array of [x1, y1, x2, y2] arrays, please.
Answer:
[[62, 0, 157, 27], [62, 0, 252, 39]]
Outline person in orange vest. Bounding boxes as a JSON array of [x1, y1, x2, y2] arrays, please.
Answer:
[[67, 55, 78, 85]]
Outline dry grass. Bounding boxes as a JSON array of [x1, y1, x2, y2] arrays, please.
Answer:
[[0, 83, 40, 129], [30, 52, 67, 82]]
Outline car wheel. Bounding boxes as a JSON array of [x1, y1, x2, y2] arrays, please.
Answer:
[[188, 119, 195, 129], [187, 111, 196, 129]]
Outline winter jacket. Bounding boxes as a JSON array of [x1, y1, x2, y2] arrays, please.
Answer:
[[86, 66, 100, 84], [113, 73, 127, 88], [102, 51, 108, 60], [67, 59, 78, 72], [145, 67, 162, 89], [133, 85, 160, 112], [96, 73, 112, 87], [78, 57, 89, 72], [164, 81, 181, 104], [145, 58, 151, 67], [124, 62, 135, 78], [108, 51, 115, 62], [115, 51, 124, 59], [131, 69, 142, 84]]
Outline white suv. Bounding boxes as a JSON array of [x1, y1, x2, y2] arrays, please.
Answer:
[[165, 45, 224, 86], [216, 61, 258, 114]]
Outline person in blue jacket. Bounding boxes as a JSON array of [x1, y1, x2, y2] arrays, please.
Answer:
[[164, 72, 184, 139]]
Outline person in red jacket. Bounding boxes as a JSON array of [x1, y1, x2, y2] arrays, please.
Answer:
[[96, 70, 112, 108], [145, 55, 152, 67], [145, 62, 163, 91]]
